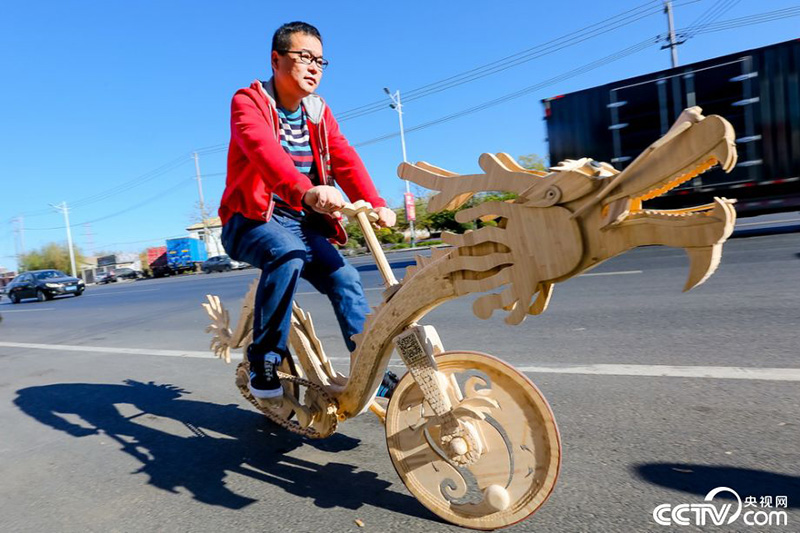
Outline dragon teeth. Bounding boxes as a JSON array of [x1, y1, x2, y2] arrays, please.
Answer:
[[636, 157, 718, 203]]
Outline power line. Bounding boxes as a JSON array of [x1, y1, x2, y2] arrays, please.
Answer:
[[93, 233, 187, 250], [683, 0, 729, 33], [25, 178, 195, 231], [10, 153, 193, 221], [688, 7, 800, 34], [68, 178, 195, 226], [70, 155, 191, 208], [353, 5, 798, 150], [187, 1, 687, 155], [15, 2, 791, 231], [354, 35, 660, 148], [338, 0, 680, 122], [680, 0, 741, 41]]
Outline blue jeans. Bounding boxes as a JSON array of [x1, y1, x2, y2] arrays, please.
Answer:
[[221, 212, 370, 368]]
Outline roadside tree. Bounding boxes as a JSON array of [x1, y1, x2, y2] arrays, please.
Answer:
[[20, 242, 85, 273]]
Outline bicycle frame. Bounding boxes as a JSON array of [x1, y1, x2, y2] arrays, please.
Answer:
[[202, 108, 739, 529]]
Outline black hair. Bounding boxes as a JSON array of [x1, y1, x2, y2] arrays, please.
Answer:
[[271, 21, 322, 52]]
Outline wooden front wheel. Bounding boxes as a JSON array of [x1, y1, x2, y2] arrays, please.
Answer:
[[385, 352, 561, 530]]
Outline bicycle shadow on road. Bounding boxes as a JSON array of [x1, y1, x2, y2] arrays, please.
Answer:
[[635, 463, 800, 508], [13, 380, 435, 521]]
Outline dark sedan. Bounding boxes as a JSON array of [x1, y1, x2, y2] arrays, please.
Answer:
[[6, 270, 85, 303]]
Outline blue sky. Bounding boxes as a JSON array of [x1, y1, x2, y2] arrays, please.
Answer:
[[1, 0, 798, 271]]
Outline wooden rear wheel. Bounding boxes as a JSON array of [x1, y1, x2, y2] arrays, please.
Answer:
[[235, 356, 299, 421], [385, 351, 561, 530]]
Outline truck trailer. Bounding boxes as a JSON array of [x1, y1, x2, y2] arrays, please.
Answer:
[[166, 238, 207, 274], [543, 38, 800, 215], [145, 246, 170, 277]]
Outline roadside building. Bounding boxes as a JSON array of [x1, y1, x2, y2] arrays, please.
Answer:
[[0, 267, 17, 290], [80, 253, 141, 284], [186, 217, 224, 257]]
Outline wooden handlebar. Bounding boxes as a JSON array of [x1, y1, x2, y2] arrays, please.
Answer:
[[341, 201, 399, 287]]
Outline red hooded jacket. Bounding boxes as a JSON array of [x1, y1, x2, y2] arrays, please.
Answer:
[[219, 79, 387, 244]]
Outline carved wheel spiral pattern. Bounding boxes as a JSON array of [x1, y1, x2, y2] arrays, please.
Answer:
[[385, 352, 561, 530]]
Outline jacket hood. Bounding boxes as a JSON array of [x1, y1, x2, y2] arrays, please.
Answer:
[[255, 79, 326, 124]]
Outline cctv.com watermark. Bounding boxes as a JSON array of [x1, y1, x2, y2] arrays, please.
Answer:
[[653, 487, 789, 527]]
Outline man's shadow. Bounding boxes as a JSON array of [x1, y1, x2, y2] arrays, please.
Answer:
[[14, 380, 432, 519], [635, 463, 800, 508]]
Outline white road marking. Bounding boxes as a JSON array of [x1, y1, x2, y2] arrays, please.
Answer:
[[0, 308, 56, 313], [736, 217, 800, 228], [295, 287, 385, 296], [579, 270, 643, 277], [1, 341, 798, 382], [84, 289, 159, 297], [517, 364, 800, 381], [0, 341, 214, 359], [297, 272, 640, 296]]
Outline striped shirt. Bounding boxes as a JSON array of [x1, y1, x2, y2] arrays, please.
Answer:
[[273, 105, 318, 218], [278, 106, 315, 175]]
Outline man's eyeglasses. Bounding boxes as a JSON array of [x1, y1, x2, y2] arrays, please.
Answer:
[[277, 49, 329, 70]]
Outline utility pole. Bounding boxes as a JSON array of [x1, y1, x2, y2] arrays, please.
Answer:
[[192, 152, 218, 256], [15, 216, 26, 258], [192, 152, 207, 216], [663, 0, 680, 68], [384, 87, 416, 247], [50, 202, 77, 277], [83, 223, 96, 257], [12, 217, 24, 269]]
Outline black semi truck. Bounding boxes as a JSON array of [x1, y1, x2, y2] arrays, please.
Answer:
[[543, 38, 800, 215]]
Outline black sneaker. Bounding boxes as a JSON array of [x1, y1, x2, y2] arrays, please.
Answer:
[[376, 370, 399, 399], [248, 350, 283, 400]]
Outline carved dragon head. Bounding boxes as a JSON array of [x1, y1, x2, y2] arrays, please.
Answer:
[[398, 107, 737, 325]]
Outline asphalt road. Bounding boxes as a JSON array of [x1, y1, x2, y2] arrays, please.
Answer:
[[1, 233, 799, 532]]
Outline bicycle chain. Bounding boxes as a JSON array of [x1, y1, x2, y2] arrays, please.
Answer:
[[235, 361, 338, 439]]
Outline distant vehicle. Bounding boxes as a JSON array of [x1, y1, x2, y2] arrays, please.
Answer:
[[542, 38, 800, 216], [6, 270, 85, 303], [96, 271, 117, 284], [97, 268, 142, 284], [114, 267, 143, 280], [201, 255, 243, 273], [166, 237, 208, 274], [146, 246, 170, 277]]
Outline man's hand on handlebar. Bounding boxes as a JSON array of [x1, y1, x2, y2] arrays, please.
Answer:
[[374, 206, 396, 228], [303, 186, 345, 217], [304, 187, 396, 228]]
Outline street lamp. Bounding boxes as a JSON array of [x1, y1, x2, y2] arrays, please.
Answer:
[[384, 87, 416, 247]]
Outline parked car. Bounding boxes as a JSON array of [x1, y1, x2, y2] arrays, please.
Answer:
[[6, 270, 85, 303], [96, 271, 117, 284], [114, 267, 143, 280], [202, 255, 243, 273], [97, 268, 143, 284]]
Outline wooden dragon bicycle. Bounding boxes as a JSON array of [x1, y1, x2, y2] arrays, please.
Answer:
[[203, 107, 738, 529]]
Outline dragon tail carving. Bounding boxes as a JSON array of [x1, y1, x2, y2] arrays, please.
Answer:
[[202, 278, 258, 363]]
